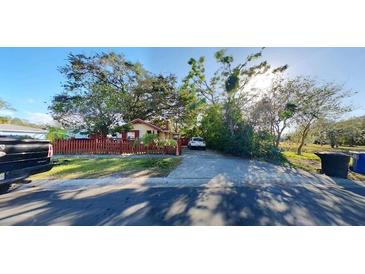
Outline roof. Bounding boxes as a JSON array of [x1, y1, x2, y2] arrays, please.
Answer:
[[0, 124, 47, 133], [130, 119, 170, 132], [0, 137, 49, 143]]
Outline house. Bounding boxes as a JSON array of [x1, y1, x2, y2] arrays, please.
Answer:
[[122, 119, 173, 140], [67, 131, 89, 139], [0, 124, 47, 139]]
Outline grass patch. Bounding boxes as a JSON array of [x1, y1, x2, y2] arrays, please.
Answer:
[[282, 151, 321, 173], [31, 157, 182, 179], [280, 142, 365, 154], [281, 143, 365, 181], [348, 171, 365, 181], [282, 151, 320, 161]]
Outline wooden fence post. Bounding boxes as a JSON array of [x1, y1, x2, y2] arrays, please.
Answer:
[[176, 138, 181, 156]]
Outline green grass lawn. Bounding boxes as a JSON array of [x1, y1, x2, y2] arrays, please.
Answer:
[[281, 142, 365, 154], [31, 157, 182, 180], [281, 143, 365, 181]]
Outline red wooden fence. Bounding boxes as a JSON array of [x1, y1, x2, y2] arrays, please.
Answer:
[[53, 139, 182, 155], [179, 137, 190, 146]]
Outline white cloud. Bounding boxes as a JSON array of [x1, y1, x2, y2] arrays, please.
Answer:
[[26, 112, 55, 125], [0, 109, 16, 117]]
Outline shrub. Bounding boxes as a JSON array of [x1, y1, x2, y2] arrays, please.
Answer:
[[140, 133, 159, 146], [158, 139, 177, 146], [200, 104, 226, 150], [199, 105, 285, 163], [140, 134, 177, 147]]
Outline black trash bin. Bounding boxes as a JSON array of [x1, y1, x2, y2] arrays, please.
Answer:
[[315, 152, 350, 178]]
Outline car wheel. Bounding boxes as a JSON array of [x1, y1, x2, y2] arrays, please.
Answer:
[[0, 183, 11, 195]]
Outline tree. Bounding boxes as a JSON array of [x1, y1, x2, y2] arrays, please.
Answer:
[[0, 99, 44, 127], [121, 74, 180, 123], [46, 127, 68, 141], [322, 116, 365, 146], [50, 52, 181, 136], [0, 98, 11, 111], [182, 49, 288, 161], [250, 76, 296, 147], [176, 85, 206, 137], [183, 48, 287, 134], [50, 83, 126, 136], [310, 118, 334, 145], [291, 77, 352, 155], [200, 104, 225, 150], [0, 116, 42, 128], [0, 98, 11, 124], [0, 116, 10, 124], [59, 52, 145, 94]]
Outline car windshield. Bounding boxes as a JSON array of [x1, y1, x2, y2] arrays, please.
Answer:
[[192, 137, 204, 142]]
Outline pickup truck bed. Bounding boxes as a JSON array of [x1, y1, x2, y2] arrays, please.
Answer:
[[0, 138, 53, 184]]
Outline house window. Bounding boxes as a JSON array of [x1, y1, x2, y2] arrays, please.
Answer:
[[127, 131, 135, 139], [147, 130, 152, 134]]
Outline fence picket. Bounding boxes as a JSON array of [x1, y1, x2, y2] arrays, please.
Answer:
[[53, 139, 180, 156]]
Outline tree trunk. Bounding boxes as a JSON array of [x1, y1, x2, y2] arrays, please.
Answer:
[[274, 122, 287, 148], [297, 124, 310, 155], [297, 140, 304, 155], [275, 135, 281, 148]]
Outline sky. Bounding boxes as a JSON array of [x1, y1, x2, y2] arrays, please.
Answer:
[[0, 47, 364, 125]]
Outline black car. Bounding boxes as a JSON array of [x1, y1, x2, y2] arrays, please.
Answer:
[[0, 137, 53, 185]]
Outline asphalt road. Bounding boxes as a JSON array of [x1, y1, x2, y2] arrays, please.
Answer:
[[1, 149, 365, 225]]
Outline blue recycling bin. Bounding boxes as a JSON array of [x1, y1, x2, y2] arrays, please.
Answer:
[[351, 152, 365, 174]]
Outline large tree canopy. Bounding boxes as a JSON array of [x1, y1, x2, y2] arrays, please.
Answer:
[[289, 77, 352, 154], [249, 75, 353, 154], [48, 50, 354, 160], [50, 83, 126, 135], [50, 52, 181, 135], [183, 49, 288, 134], [122, 74, 180, 124], [250, 77, 298, 147], [180, 48, 289, 161]]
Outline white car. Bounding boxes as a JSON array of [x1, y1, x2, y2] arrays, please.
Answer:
[[188, 137, 206, 150]]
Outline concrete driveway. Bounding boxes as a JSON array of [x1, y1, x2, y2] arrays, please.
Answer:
[[168, 149, 349, 187], [1, 149, 365, 225]]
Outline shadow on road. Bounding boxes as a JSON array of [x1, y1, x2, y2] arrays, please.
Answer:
[[1, 174, 365, 225], [2, 149, 365, 225]]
